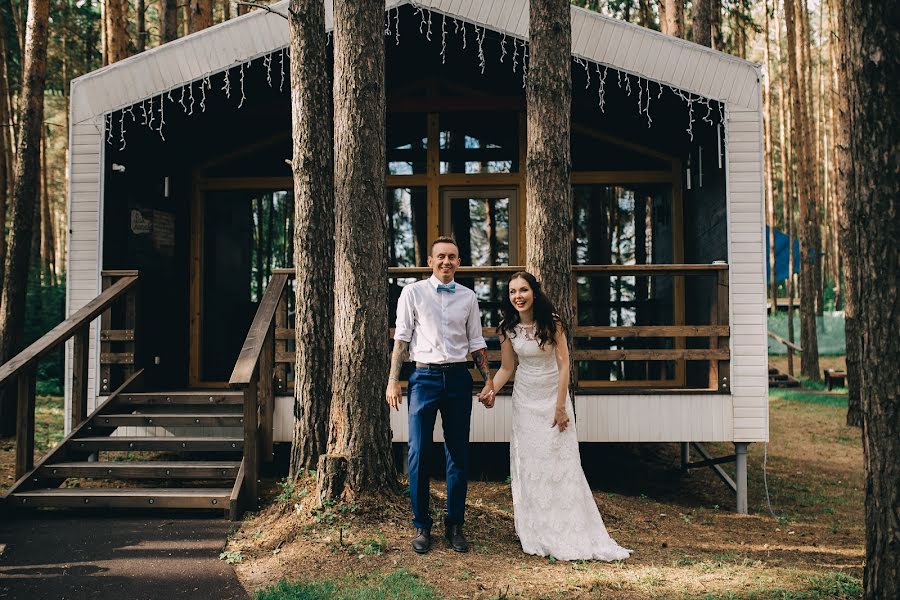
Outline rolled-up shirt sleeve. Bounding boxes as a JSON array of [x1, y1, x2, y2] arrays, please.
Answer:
[[394, 286, 415, 342], [467, 294, 487, 352]]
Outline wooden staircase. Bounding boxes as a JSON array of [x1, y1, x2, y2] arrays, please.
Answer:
[[5, 382, 251, 518], [768, 366, 801, 388], [0, 269, 281, 520]]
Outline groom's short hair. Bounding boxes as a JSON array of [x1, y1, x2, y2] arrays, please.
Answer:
[[430, 236, 459, 254]]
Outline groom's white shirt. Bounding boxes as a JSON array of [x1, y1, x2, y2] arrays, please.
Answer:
[[394, 275, 487, 364]]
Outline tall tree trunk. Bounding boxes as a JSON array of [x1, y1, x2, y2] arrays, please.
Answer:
[[0, 0, 49, 436], [137, 0, 146, 52], [189, 0, 213, 33], [776, 1, 796, 375], [764, 0, 777, 315], [317, 0, 395, 502], [664, 0, 684, 37], [691, 0, 712, 46], [106, 0, 129, 63], [526, 0, 573, 381], [224, 0, 230, 20], [834, 0, 860, 427], [288, 0, 334, 477], [710, 0, 723, 50], [0, 13, 12, 291], [785, 0, 820, 380], [841, 2, 900, 596], [160, 0, 178, 42], [800, 0, 824, 315], [658, 0, 668, 34], [638, 0, 653, 29]]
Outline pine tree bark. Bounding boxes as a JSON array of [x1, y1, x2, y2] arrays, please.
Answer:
[[160, 0, 178, 42], [288, 0, 334, 477], [785, 0, 820, 380], [691, 0, 712, 46], [106, 0, 128, 63], [0, 0, 49, 436], [0, 16, 12, 290], [189, 0, 213, 33], [832, 0, 860, 427], [664, 0, 685, 38], [526, 0, 573, 381], [763, 0, 777, 314], [841, 2, 900, 595], [137, 0, 146, 52], [658, 1, 668, 34], [318, 0, 396, 501]]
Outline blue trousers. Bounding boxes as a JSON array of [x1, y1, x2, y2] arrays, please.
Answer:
[[407, 366, 473, 530]]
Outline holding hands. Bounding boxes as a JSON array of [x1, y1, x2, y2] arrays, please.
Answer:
[[478, 380, 496, 408]]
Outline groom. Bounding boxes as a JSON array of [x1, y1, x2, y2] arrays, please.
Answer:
[[386, 236, 494, 554]]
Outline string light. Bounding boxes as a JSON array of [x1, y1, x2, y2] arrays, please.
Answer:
[[102, 10, 724, 152], [106, 113, 113, 145], [157, 94, 166, 140], [440, 14, 447, 64]]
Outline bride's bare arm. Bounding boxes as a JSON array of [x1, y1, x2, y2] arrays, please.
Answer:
[[553, 323, 571, 431], [491, 333, 517, 392]]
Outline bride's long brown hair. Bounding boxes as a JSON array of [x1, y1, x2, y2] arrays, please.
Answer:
[[496, 271, 563, 349]]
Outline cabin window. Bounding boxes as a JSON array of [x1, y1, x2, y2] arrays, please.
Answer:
[[387, 113, 428, 175], [439, 111, 519, 174]]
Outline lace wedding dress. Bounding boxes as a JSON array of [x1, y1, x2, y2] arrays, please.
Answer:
[[508, 324, 632, 561]]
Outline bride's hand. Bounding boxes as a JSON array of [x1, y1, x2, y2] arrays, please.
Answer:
[[552, 406, 569, 432]]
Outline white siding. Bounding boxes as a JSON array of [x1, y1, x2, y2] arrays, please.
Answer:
[[725, 102, 769, 442], [385, 394, 733, 443], [63, 117, 104, 434]]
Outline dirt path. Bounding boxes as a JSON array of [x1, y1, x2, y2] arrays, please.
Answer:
[[0, 511, 247, 600]]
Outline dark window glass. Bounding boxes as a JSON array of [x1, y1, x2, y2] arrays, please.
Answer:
[[387, 113, 427, 175], [439, 112, 519, 174]]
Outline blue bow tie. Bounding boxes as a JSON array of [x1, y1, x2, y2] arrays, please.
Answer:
[[436, 282, 456, 294]]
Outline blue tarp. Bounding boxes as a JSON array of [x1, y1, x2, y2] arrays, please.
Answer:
[[765, 226, 801, 284]]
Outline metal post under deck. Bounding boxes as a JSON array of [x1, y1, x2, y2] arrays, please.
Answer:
[[735, 442, 748, 514]]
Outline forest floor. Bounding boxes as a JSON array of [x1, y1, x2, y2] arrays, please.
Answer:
[[226, 382, 863, 600], [0, 378, 862, 599]]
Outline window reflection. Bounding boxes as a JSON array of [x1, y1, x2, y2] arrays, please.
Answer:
[[439, 112, 518, 174], [572, 184, 675, 382]]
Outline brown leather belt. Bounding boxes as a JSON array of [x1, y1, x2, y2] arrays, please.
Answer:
[[415, 361, 469, 370]]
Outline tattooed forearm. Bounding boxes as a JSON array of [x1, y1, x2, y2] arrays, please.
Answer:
[[388, 340, 410, 382], [472, 348, 491, 382]]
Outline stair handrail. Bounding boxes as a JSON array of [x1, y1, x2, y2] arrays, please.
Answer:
[[228, 270, 291, 512], [767, 330, 803, 353], [0, 270, 139, 479]]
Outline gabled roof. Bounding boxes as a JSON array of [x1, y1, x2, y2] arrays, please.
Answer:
[[70, 0, 760, 125]]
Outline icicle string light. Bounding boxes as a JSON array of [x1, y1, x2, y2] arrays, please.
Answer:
[[102, 12, 725, 151], [158, 94, 166, 141], [106, 113, 113, 145], [440, 14, 447, 64]]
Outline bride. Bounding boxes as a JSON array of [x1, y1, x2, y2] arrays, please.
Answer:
[[482, 271, 632, 562]]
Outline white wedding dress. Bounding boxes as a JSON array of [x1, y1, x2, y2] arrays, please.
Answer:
[[508, 324, 632, 561]]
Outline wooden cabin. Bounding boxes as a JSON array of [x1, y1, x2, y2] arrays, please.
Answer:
[[4, 0, 767, 514]]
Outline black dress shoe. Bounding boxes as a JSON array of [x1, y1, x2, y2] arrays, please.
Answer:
[[444, 524, 469, 553], [411, 528, 432, 554]]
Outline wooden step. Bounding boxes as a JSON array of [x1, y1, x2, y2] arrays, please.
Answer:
[[38, 461, 241, 479], [114, 391, 244, 406], [69, 437, 243, 452], [87, 413, 244, 428], [9, 487, 232, 509]]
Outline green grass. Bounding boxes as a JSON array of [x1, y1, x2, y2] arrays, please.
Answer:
[[34, 395, 65, 453], [769, 389, 848, 407], [255, 569, 441, 600], [686, 571, 862, 599]]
